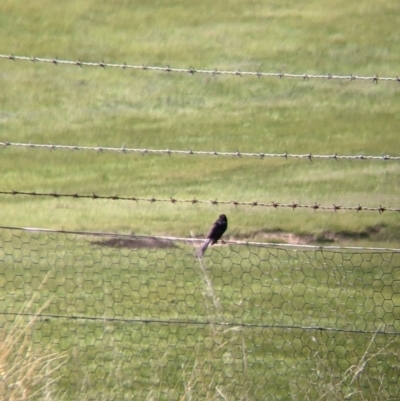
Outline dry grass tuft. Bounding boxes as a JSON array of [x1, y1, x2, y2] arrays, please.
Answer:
[[0, 294, 67, 401]]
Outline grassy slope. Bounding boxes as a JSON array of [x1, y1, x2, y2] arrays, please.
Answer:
[[0, 0, 400, 245], [1, 2, 400, 399]]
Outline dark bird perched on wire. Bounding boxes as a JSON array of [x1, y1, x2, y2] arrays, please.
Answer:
[[200, 214, 228, 256]]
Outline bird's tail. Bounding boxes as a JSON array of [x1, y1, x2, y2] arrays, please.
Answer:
[[200, 238, 212, 257]]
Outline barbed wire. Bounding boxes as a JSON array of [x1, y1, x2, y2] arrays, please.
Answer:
[[2, 225, 399, 252], [0, 190, 398, 214], [1, 141, 398, 161], [1, 54, 399, 83]]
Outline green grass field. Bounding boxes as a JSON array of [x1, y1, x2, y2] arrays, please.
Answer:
[[1, 0, 400, 399], [1, 0, 400, 246]]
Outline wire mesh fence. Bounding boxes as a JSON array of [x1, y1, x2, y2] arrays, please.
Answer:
[[1, 226, 400, 400]]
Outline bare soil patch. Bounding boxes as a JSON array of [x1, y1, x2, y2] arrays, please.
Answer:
[[92, 237, 176, 249], [240, 224, 387, 245], [92, 225, 388, 249]]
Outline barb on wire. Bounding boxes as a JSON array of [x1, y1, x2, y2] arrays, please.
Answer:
[[1, 54, 400, 83], [1, 141, 398, 161], [0, 190, 398, 214]]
